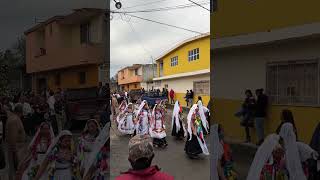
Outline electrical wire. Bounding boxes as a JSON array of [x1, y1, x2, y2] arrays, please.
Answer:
[[112, 1, 209, 13], [187, 0, 210, 11], [123, 0, 168, 9], [122, 14, 205, 35]]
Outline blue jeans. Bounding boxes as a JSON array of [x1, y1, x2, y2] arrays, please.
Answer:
[[255, 117, 265, 141]]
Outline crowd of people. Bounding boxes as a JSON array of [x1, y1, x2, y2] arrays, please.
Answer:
[[111, 91, 211, 179], [0, 84, 111, 180]]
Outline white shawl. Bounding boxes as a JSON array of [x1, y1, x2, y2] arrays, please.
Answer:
[[279, 123, 307, 180], [171, 101, 181, 133], [247, 134, 280, 180]]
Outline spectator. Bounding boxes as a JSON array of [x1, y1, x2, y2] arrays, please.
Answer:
[[115, 135, 174, 180], [185, 90, 190, 106], [254, 88, 268, 146], [169, 89, 175, 104], [189, 90, 194, 107], [6, 104, 26, 178], [47, 90, 58, 135]]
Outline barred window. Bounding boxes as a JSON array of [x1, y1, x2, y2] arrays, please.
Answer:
[[188, 48, 200, 62], [193, 80, 210, 96], [171, 56, 178, 67], [266, 60, 318, 105]]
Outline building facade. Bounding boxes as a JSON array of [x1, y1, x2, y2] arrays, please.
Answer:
[[117, 64, 143, 91], [25, 8, 107, 94], [212, 0, 320, 143], [140, 64, 157, 91], [154, 33, 210, 107]]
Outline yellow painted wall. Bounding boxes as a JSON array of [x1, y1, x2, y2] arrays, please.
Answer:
[[45, 65, 99, 91], [174, 93, 210, 108], [211, 0, 320, 38], [213, 98, 320, 144], [158, 36, 210, 76]]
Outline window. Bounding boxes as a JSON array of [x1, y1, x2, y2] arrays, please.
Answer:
[[170, 56, 178, 67], [80, 23, 91, 44], [266, 60, 319, 105], [135, 69, 138, 75], [54, 74, 61, 86], [188, 48, 200, 61], [155, 81, 161, 87], [193, 80, 210, 95], [134, 84, 137, 88], [78, 72, 86, 84]]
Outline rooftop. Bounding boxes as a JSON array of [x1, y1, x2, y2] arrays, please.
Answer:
[[24, 8, 105, 35]]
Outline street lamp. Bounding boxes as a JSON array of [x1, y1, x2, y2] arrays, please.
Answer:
[[114, 0, 122, 9]]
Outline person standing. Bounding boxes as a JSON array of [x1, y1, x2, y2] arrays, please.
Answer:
[[235, 90, 255, 143], [5, 104, 27, 180], [169, 89, 175, 104], [185, 90, 190, 107], [47, 90, 58, 135], [189, 90, 194, 107], [255, 88, 268, 145]]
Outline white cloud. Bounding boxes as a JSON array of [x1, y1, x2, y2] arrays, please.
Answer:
[[110, 0, 210, 76]]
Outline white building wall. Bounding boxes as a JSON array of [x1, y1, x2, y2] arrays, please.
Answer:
[[212, 37, 320, 100], [159, 74, 209, 93]]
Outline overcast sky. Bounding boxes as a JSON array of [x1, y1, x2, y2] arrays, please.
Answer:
[[110, 0, 210, 76], [0, 0, 106, 50]]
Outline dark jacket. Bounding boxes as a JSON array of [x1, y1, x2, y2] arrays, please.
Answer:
[[255, 94, 268, 117], [115, 166, 174, 180]]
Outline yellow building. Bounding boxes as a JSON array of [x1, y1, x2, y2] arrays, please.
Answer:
[[25, 8, 107, 93], [212, 0, 320, 143], [154, 33, 210, 107]]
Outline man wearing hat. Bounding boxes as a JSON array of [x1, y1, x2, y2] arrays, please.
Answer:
[[115, 135, 174, 180]]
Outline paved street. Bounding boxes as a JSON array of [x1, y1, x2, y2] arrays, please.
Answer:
[[110, 108, 210, 180]]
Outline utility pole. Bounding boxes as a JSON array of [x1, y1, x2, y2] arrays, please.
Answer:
[[105, 0, 110, 85]]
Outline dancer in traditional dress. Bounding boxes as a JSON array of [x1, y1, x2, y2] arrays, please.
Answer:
[[185, 101, 209, 158], [134, 100, 151, 135], [247, 133, 288, 180], [149, 103, 167, 148], [34, 130, 80, 180], [78, 119, 101, 174], [17, 122, 55, 180], [211, 124, 237, 180], [248, 123, 314, 180], [83, 123, 110, 180], [171, 101, 186, 140], [117, 103, 136, 135], [118, 100, 127, 115]]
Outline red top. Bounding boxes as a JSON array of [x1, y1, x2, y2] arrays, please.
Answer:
[[115, 166, 174, 180], [169, 90, 174, 98]]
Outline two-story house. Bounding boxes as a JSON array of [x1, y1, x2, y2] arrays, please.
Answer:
[[153, 33, 210, 106], [25, 8, 107, 94], [212, 0, 320, 143], [117, 64, 143, 91]]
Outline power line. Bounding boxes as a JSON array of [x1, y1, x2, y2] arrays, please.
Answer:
[[187, 0, 210, 11], [123, 14, 205, 35], [123, 0, 168, 9], [112, 1, 209, 14]]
